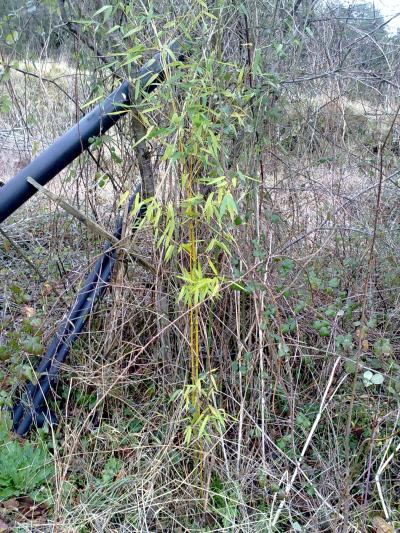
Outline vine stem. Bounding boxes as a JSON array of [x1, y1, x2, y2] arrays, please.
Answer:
[[271, 356, 342, 528], [186, 153, 202, 484], [342, 102, 400, 531]]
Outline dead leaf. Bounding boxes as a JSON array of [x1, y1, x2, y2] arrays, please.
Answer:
[[115, 468, 126, 481], [1, 497, 47, 520], [42, 282, 52, 296], [1, 499, 19, 511], [372, 516, 395, 533], [16, 497, 47, 520], [22, 305, 36, 318], [0, 518, 11, 532]]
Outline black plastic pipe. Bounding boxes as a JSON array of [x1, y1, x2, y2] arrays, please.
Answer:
[[0, 41, 181, 224], [7, 41, 183, 434], [13, 187, 145, 435]]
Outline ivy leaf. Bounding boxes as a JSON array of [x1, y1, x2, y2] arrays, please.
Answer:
[[296, 412, 312, 429], [21, 336, 43, 356], [328, 277, 339, 288], [0, 345, 12, 361], [5, 31, 19, 44], [371, 373, 384, 385], [278, 342, 290, 358], [373, 338, 392, 356], [363, 370, 384, 387], [344, 360, 357, 374]]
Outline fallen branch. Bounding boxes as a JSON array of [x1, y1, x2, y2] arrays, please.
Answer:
[[271, 356, 343, 528], [27, 177, 156, 274]]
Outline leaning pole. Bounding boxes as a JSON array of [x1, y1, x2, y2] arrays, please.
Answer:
[[0, 42, 181, 223], [1, 42, 182, 435]]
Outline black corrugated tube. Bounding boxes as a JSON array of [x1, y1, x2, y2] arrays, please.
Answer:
[[0, 41, 181, 224], [2, 41, 184, 434], [13, 187, 144, 436]]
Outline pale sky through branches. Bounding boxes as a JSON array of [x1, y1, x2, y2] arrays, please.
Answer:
[[376, 0, 400, 32], [343, 1, 400, 32]]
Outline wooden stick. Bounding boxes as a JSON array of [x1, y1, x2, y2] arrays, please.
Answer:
[[27, 177, 156, 274]]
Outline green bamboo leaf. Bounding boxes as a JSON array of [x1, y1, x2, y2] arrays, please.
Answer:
[[184, 425, 192, 446], [118, 190, 130, 207]]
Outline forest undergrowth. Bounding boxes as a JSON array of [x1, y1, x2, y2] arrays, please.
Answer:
[[0, 1, 399, 532]]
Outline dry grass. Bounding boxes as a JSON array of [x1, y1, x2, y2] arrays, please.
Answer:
[[1, 57, 399, 533]]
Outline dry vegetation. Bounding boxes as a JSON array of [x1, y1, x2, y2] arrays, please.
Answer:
[[0, 1, 400, 532]]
